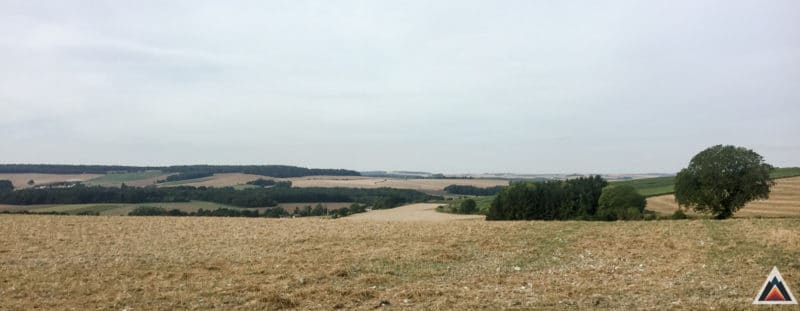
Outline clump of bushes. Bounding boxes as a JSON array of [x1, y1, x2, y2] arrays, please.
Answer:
[[597, 185, 647, 221], [128, 206, 169, 216], [246, 179, 292, 188], [441, 199, 480, 214], [671, 209, 688, 220], [247, 178, 277, 187]]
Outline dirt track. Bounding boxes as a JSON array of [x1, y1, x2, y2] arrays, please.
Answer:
[[345, 203, 484, 221]]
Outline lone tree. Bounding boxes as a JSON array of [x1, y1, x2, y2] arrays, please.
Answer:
[[675, 145, 773, 219]]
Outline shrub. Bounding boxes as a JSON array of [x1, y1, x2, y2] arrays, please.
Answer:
[[458, 199, 477, 214], [671, 209, 688, 220], [597, 185, 647, 221], [128, 206, 167, 216]]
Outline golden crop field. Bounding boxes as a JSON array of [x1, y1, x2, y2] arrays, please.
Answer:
[[647, 176, 800, 217], [2, 214, 799, 310]]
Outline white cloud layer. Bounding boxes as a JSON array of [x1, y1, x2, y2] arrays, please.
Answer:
[[1, 0, 799, 173]]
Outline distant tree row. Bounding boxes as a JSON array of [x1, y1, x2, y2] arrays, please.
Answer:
[[165, 165, 360, 178], [0, 164, 162, 174], [246, 178, 277, 187], [0, 164, 361, 177], [444, 185, 506, 196], [126, 202, 370, 219], [129, 206, 266, 217], [0, 180, 12, 192], [0, 184, 435, 209], [246, 179, 292, 188], [160, 171, 214, 183]]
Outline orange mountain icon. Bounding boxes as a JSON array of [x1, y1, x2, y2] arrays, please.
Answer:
[[754, 267, 797, 305]]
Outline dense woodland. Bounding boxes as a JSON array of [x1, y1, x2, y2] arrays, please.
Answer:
[[0, 164, 360, 177], [0, 184, 434, 209], [444, 184, 506, 196], [487, 176, 608, 220]]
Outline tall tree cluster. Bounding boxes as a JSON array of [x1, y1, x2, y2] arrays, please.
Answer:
[[487, 176, 607, 220]]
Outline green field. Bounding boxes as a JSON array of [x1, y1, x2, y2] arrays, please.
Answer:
[[770, 167, 800, 179], [609, 167, 800, 197], [84, 170, 165, 186], [436, 195, 496, 215], [609, 176, 676, 197]]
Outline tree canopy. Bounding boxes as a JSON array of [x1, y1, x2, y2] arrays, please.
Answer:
[[487, 176, 607, 220], [674, 145, 773, 219]]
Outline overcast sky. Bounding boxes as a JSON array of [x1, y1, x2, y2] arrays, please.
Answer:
[[1, 1, 798, 174]]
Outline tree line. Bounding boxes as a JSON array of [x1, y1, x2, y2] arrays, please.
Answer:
[[0, 164, 360, 177], [127, 202, 369, 218], [444, 184, 506, 196], [0, 184, 435, 209], [160, 171, 215, 183], [246, 178, 292, 188]]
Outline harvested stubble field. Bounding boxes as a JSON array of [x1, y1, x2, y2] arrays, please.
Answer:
[[284, 176, 509, 195], [154, 173, 267, 188], [1, 215, 799, 310], [84, 171, 172, 187], [0, 173, 102, 189], [647, 176, 800, 217]]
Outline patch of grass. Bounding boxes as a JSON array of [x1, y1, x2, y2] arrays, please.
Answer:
[[435, 195, 496, 215], [84, 170, 165, 186], [609, 176, 675, 197]]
